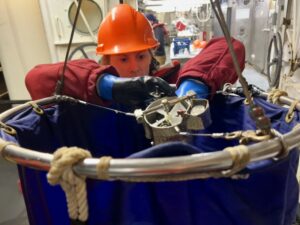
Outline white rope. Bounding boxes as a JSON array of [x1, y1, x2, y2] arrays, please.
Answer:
[[47, 147, 91, 222], [267, 88, 288, 105]]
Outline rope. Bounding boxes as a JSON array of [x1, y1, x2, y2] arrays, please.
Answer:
[[0, 121, 16, 135], [276, 134, 290, 159], [28, 102, 44, 115], [222, 145, 250, 177], [267, 88, 288, 105], [285, 100, 299, 123], [47, 147, 91, 222], [0, 139, 17, 158], [267, 88, 298, 123], [97, 156, 112, 179], [293, 123, 300, 131]]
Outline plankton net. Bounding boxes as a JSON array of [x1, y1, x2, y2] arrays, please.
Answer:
[[0, 1, 300, 225]]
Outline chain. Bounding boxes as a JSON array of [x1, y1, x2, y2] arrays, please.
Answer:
[[180, 129, 273, 144]]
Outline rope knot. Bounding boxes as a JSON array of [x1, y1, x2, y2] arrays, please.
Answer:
[[0, 139, 17, 158], [97, 156, 112, 180], [222, 145, 250, 178], [267, 88, 288, 105], [47, 147, 91, 222]]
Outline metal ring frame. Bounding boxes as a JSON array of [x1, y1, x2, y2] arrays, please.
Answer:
[[0, 94, 300, 181]]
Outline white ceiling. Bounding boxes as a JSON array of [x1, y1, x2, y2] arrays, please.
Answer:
[[143, 0, 211, 12]]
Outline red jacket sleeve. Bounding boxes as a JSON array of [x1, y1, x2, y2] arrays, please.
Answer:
[[153, 60, 181, 84], [177, 37, 245, 94], [25, 59, 118, 105]]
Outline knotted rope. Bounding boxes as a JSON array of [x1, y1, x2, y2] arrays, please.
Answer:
[[47, 147, 91, 223], [267, 88, 288, 105], [267, 88, 299, 123], [222, 145, 250, 177]]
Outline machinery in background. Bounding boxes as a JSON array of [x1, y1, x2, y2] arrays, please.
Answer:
[[38, 0, 107, 62], [212, 0, 276, 75], [266, 31, 282, 88], [278, 0, 300, 97]]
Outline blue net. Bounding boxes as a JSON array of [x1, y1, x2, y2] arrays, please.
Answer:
[[0, 94, 299, 225]]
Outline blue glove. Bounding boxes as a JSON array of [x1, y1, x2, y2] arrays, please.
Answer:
[[96, 74, 117, 101], [97, 74, 175, 106], [176, 79, 209, 98]]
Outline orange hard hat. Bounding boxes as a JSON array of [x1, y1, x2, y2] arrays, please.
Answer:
[[96, 4, 159, 55]]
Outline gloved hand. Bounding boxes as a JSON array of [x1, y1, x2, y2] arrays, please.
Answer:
[[176, 79, 209, 98], [97, 74, 175, 106]]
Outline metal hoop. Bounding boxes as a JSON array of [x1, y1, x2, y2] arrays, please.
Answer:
[[0, 94, 299, 181]]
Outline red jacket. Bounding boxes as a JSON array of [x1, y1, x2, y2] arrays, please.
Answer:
[[177, 37, 245, 94], [25, 37, 245, 105]]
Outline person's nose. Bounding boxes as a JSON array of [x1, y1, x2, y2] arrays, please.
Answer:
[[128, 58, 139, 74]]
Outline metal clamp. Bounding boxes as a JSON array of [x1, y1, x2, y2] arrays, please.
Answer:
[[222, 130, 272, 144]]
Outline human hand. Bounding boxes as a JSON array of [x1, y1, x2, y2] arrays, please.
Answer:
[[176, 79, 209, 99], [97, 74, 175, 106]]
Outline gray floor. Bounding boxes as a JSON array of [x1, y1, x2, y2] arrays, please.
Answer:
[[0, 158, 29, 225], [241, 64, 269, 91]]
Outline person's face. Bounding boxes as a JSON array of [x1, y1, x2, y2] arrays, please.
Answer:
[[109, 50, 152, 78]]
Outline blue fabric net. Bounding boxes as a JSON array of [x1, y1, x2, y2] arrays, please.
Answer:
[[0, 94, 299, 225]]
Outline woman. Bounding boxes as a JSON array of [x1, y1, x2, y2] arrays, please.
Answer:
[[25, 4, 245, 108]]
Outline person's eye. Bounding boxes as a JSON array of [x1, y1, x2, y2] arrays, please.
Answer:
[[120, 57, 127, 63], [138, 54, 145, 60]]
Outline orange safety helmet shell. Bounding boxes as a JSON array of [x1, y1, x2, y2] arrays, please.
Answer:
[[96, 4, 159, 55]]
